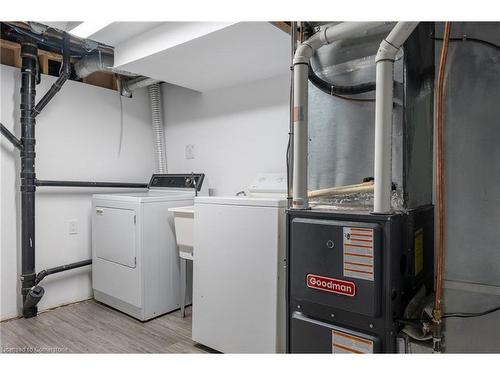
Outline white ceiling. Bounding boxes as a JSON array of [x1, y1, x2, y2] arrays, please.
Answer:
[[114, 22, 291, 92], [38, 21, 162, 46], [86, 22, 164, 47]]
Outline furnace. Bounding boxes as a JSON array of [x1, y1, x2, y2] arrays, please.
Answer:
[[287, 22, 435, 353]]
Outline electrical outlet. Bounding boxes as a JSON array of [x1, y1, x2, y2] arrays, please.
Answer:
[[185, 144, 195, 159], [69, 219, 78, 235]]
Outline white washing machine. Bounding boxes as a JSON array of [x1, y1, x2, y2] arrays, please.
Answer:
[[192, 173, 287, 353], [92, 174, 205, 321]]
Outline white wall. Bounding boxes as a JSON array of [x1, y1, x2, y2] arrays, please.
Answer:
[[162, 74, 289, 196], [1, 65, 154, 320]]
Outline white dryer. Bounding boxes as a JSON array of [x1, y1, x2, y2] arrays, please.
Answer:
[[92, 174, 205, 321], [192, 173, 287, 353]]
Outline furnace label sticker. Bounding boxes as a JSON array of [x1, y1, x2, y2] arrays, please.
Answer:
[[332, 330, 374, 354], [343, 227, 374, 281]]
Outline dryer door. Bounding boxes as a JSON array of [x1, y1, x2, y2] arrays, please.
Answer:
[[94, 206, 137, 268]]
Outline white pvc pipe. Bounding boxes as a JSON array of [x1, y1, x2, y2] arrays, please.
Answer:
[[373, 22, 418, 213], [385, 22, 420, 50], [292, 63, 309, 209], [373, 61, 394, 213], [291, 22, 388, 210], [322, 22, 388, 45]]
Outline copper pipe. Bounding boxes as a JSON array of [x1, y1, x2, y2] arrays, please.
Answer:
[[434, 22, 452, 324]]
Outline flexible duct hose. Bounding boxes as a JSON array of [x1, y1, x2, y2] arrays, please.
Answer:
[[148, 83, 167, 173], [308, 65, 376, 95], [303, 22, 376, 96]]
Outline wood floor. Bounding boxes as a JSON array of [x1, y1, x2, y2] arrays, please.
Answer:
[[0, 299, 214, 353]]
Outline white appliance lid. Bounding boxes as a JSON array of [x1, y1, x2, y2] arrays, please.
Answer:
[[195, 196, 287, 207], [93, 190, 195, 202]]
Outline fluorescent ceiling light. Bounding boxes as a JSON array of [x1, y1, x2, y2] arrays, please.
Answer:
[[69, 21, 112, 39]]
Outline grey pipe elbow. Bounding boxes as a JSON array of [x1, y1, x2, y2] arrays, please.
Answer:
[[376, 39, 400, 62], [376, 22, 420, 62]]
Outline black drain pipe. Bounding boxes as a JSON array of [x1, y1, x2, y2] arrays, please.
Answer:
[[0, 122, 24, 151], [32, 32, 71, 118], [20, 38, 38, 318], [35, 259, 92, 285], [23, 259, 93, 312], [35, 179, 148, 189]]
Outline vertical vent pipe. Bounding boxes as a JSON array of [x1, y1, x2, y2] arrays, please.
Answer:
[[20, 38, 38, 318], [372, 22, 419, 213], [148, 83, 167, 173]]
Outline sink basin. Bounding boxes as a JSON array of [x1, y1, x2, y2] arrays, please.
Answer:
[[169, 206, 194, 260]]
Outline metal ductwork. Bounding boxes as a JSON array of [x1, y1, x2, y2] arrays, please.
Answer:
[[74, 53, 114, 79], [122, 76, 160, 97]]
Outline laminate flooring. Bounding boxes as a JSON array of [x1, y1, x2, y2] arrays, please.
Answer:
[[0, 299, 214, 353]]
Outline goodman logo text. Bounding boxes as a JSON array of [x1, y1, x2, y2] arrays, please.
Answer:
[[306, 274, 356, 297]]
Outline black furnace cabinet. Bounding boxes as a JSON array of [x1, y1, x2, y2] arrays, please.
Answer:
[[287, 207, 434, 353]]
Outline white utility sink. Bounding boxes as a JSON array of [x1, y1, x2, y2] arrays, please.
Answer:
[[169, 205, 194, 260], [169, 205, 195, 318]]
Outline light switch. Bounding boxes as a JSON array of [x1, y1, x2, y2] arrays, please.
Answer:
[[69, 219, 78, 235], [185, 144, 195, 159]]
